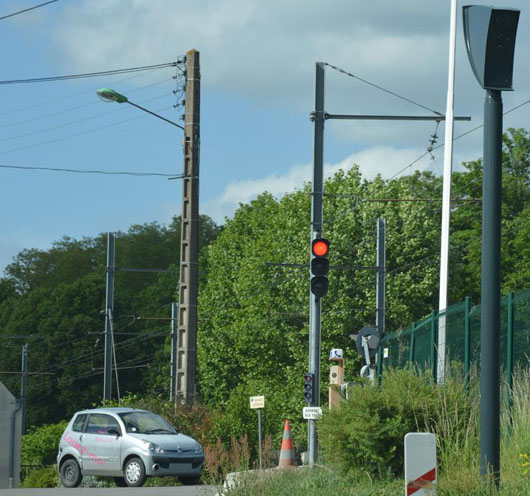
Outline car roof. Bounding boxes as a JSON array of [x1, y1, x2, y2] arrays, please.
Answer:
[[73, 407, 150, 416]]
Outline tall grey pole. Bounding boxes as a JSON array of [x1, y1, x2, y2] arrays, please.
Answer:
[[21, 343, 28, 435], [104, 232, 115, 402], [170, 302, 178, 401], [177, 49, 200, 404], [376, 218, 386, 339], [308, 62, 325, 466], [480, 89, 502, 481]]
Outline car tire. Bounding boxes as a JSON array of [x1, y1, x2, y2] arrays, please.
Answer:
[[179, 475, 201, 485], [60, 458, 83, 488], [123, 457, 147, 487], [113, 477, 128, 487]]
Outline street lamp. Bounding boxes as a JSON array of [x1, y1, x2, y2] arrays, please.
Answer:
[[96, 87, 185, 131]]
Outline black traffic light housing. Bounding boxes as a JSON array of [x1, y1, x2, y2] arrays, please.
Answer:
[[304, 372, 315, 404], [463, 6, 520, 91], [310, 238, 329, 297]]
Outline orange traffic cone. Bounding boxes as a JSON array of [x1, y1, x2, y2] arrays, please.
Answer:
[[278, 420, 296, 468]]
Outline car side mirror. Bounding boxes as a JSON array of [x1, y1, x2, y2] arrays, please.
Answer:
[[108, 428, 121, 437]]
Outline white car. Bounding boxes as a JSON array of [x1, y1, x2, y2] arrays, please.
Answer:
[[57, 407, 204, 487]]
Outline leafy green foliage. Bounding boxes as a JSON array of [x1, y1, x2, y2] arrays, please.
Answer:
[[21, 465, 59, 488], [0, 215, 220, 428], [319, 367, 478, 478], [21, 421, 68, 465]]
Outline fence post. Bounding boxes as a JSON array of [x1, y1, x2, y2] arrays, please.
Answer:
[[464, 297, 471, 391], [506, 291, 514, 409], [376, 338, 383, 384], [430, 312, 437, 382], [409, 323, 416, 368]]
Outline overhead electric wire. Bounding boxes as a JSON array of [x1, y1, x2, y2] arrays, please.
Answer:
[[0, 0, 59, 21], [0, 68, 168, 117], [388, 98, 530, 182], [0, 77, 173, 129], [325, 62, 443, 116], [0, 62, 179, 85], [0, 163, 177, 177], [0, 104, 175, 156], [0, 91, 172, 143]]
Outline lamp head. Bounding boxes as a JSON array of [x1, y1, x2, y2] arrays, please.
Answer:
[[96, 87, 128, 103]]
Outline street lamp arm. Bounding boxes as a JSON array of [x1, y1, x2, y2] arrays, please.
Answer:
[[127, 101, 185, 131]]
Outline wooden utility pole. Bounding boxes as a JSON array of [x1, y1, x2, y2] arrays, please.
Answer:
[[176, 49, 200, 403]]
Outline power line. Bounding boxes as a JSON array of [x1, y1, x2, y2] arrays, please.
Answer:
[[0, 104, 175, 156], [0, 163, 179, 177], [0, 62, 180, 85], [0, 91, 172, 143], [325, 62, 443, 116], [0, 69, 167, 118], [0, 0, 59, 21], [0, 77, 172, 130]]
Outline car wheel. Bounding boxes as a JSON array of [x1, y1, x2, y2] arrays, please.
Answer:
[[60, 458, 83, 488], [124, 457, 146, 487], [179, 475, 201, 485], [113, 477, 127, 487]]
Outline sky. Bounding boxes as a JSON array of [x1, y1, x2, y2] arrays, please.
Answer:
[[0, 0, 529, 273]]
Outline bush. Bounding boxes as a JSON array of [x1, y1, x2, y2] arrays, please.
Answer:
[[21, 421, 68, 466], [319, 367, 478, 478], [21, 465, 58, 488]]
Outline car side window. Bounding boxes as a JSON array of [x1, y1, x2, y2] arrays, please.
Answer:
[[86, 414, 121, 435], [72, 414, 87, 432]]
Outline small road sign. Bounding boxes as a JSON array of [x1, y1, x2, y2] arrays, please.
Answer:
[[404, 432, 437, 495], [250, 395, 265, 409], [303, 407, 323, 420]]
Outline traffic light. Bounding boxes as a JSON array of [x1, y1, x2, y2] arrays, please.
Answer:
[[311, 237, 329, 297], [304, 372, 315, 404]]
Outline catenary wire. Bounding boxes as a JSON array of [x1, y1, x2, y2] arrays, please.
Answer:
[[0, 0, 59, 21], [388, 98, 530, 182], [325, 62, 443, 116]]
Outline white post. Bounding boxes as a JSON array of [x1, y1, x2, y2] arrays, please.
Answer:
[[438, 0, 458, 384]]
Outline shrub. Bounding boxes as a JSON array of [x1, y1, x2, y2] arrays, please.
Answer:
[[21, 421, 68, 466], [21, 465, 58, 488]]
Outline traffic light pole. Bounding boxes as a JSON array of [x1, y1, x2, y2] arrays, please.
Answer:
[[308, 62, 325, 467]]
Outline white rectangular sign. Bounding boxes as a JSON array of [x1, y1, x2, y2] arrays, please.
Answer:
[[250, 395, 265, 409], [404, 432, 437, 496], [303, 407, 323, 420]]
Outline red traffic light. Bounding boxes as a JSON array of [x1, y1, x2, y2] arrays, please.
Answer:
[[312, 238, 329, 257]]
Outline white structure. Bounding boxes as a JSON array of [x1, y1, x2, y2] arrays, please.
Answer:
[[0, 382, 22, 488]]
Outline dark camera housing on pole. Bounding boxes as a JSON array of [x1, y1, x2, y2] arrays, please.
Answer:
[[463, 6, 520, 91]]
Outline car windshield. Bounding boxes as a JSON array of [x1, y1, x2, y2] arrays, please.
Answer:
[[118, 412, 177, 435]]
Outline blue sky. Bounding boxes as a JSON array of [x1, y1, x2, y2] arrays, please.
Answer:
[[0, 0, 529, 272]]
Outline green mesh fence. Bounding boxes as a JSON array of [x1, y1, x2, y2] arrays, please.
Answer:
[[378, 288, 530, 381]]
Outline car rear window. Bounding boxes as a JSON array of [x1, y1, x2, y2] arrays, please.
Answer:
[[72, 414, 87, 432]]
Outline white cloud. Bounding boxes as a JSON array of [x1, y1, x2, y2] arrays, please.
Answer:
[[201, 145, 437, 223]]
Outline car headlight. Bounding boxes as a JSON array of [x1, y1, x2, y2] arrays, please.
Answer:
[[148, 443, 165, 455], [194, 444, 203, 454]]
